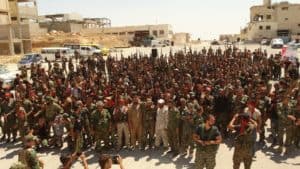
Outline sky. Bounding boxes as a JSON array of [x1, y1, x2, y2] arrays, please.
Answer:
[[37, 0, 300, 40]]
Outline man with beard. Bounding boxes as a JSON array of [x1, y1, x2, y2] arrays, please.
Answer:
[[193, 114, 222, 169], [141, 98, 156, 150], [127, 96, 143, 149], [228, 113, 257, 169]]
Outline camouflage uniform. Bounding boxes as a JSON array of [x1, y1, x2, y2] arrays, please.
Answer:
[[179, 107, 194, 154], [277, 102, 296, 152], [91, 108, 111, 151], [167, 105, 180, 154], [18, 136, 41, 169], [233, 125, 255, 169], [194, 124, 221, 169], [141, 103, 156, 149], [4, 100, 17, 142], [256, 96, 268, 142]]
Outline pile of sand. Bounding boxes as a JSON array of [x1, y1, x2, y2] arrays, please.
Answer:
[[32, 30, 129, 52]]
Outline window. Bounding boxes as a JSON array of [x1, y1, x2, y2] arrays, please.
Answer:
[[153, 30, 158, 36], [285, 18, 288, 21], [128, 32, 134, 35], [298, 33, 300, 36], [298, 24, 300, 27], [119, 32, 126, 35], [266, 26, 271, 30], [259, 26, 263, 30], [159, 30, 165, 35], [282, 7, 288, 10], [267, 15, 272, 19]]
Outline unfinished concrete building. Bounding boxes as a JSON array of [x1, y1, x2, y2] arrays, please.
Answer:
[[0, 0, 37, 55], [83, 18, 111, 29], [241, 0, 300, 42], [0, 0, 13, 55]]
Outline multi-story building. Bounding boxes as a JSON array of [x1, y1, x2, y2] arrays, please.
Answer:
[[83, 24, 173, 41], [241, 0, 300, 42], [0, 0, 38, 55]]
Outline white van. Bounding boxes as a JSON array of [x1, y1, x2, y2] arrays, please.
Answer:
[[63, 43, 102, 57], [270, 38, 284, 49], [41, 47, 73, 61]]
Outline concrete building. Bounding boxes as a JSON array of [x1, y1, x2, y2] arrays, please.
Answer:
[[83, 24, 173, 41], [0, 0, 38, 55], [39, 13, 112, 33], [172, 33, 190, 45], [241, 0, 300, 42], [83, 18, 111, 29]]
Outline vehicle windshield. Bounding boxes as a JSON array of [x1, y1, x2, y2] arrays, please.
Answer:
[[22, 54, 33, 60]]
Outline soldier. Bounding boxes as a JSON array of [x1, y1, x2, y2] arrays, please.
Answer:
[[127, 96, 143, 149], [180, 102, 195, 156], [277, 97, 297, 154], [193, 114, 222, 169], [228, 113, 257, 169], [113, 99, 130, 151], [91, 101, 111, 152], [193, 106, 205, 127], [140, 98, 156, 150], [44, 96, 64, 136], [16, 106, 27, 139], [155, 99, 169, 149], [167, 101, 180, 156], [18, 135, 44, 169], [2, 93, 17, 142]]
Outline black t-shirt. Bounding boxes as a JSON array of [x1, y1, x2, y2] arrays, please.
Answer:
[[194, 124, 221, 141]]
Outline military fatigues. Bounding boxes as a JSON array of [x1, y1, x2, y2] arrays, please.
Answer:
[[180, 108, 194, 154], [277, 102, 296, 152], [141, 104, 156, 149], [233, 125, 255, 169], [18, 148, 41, 169], [3, 100, 17, 141], [256, 97, 268, 142], [194, 124, 221, 169], [44, 102, 64, 134], [167, 106, 180, 153], [91, 109, 111, 151], [113, 106, 130, 149]]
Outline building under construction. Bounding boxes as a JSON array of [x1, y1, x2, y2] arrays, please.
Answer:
[[0, 0, 38, 55]]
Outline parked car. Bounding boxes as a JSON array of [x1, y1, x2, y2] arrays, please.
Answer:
[[211, 40, 220, 45], [63, 43, 107, 57], [41, 47, 73, 61], [270, 38, 284, 49], [260, 39, 270, 45], [17, 53, 42, 69], [0, 64, 20, 88]]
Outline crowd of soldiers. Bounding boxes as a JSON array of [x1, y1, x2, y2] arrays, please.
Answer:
[[1, 45, 300, 169]]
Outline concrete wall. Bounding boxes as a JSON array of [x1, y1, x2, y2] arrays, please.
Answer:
[[0, 0, 10, 24], [29, 22, 47, 36], [40, 22, 83, 33], [173, 33, 190, 44]]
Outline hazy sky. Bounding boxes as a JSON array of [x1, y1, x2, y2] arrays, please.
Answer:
[[37, 0, 300, 40]]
